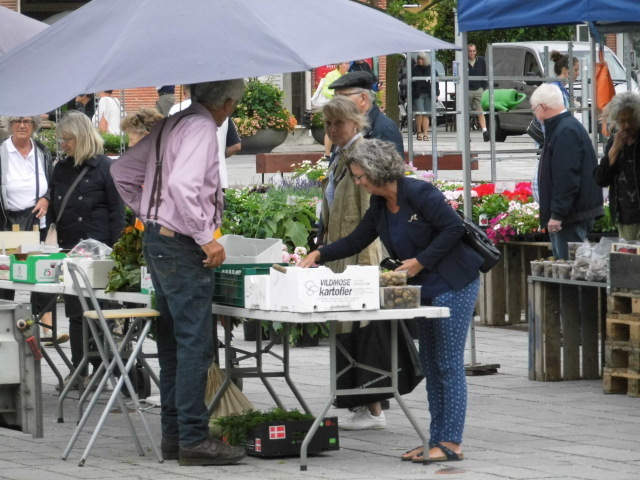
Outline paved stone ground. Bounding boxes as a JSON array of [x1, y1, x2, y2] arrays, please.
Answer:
[[2, 126, 637, 480]]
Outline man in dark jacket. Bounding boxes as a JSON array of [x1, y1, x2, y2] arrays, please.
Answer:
[[531, 84, 604, 259], [329, 71, 404, 156], [593, 91, 640, 240]]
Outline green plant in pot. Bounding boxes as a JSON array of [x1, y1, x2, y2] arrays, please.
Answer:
[[232, 78, 297, 137], [310, 111, 325, 145]]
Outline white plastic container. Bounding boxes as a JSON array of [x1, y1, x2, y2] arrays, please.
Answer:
[[62, 257, 115, 289], [218, 235, 283, 265]]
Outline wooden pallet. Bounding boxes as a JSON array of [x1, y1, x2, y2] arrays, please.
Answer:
[[606, 315, 640, 343], [607, 294, 640, 315], [605, 341, 640, 370], [603, 367, 640, 397]]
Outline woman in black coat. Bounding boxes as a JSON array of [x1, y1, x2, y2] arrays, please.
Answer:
[[301, 139, 482, 464], [50, 111, 125, 391]]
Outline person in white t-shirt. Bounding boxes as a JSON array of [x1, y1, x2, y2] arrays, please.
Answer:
[[93, 90, 121, 134], [168, 85, 192, 117]]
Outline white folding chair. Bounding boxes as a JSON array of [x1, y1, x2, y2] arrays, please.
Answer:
[[61, 262, 163, 466]]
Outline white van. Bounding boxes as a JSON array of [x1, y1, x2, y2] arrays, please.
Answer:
[[490, 41, 638, 140]]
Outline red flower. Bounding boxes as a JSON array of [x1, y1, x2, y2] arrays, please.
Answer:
[[472, 183, 495, 197]]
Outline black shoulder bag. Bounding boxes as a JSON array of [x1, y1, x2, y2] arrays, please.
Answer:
[[456, 210, 501, 273]]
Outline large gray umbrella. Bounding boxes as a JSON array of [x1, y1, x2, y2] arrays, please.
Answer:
[[0, 0, 457, 115], [0, 6, 47, 55]]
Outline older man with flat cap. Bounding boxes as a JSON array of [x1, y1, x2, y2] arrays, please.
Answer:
[[329, 71, 404, 156]]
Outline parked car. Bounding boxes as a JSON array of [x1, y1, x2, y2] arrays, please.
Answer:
[[489, 41, 638, 141]]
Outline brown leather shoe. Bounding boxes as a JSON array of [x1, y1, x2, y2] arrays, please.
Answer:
[[179, 437, 246, 466], [161, 435, 179, 461]]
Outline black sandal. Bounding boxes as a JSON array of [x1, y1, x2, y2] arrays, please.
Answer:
[[401, 446, 423, 462], [430, 442, 464, 462]]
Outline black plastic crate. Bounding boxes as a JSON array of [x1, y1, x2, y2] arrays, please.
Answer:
[[243, 417, 339, 457]]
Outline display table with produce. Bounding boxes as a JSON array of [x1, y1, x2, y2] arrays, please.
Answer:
[[210, 303, 449, 470]]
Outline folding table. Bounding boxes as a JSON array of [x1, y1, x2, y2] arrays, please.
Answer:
[[210, 304, 450, 470]]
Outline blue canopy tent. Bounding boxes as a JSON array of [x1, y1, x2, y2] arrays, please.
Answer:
[[457, 0, 640, 32], [454, 0, 640, 368]]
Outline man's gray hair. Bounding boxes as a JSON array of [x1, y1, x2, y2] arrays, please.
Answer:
[[191, 79, 245, 109], [344, 138, 405, 187], [530, 84, 564, 110], [604, 91, 640, 128], [6, 115, 42, 133]]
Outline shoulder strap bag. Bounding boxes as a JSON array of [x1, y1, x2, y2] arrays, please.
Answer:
[[456, 210, 501, 273], [45, 166, 89, 246]]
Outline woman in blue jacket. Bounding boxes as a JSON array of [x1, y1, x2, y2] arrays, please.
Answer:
[[300, 139, 482, 464]]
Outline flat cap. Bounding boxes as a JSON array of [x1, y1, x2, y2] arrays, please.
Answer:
[[328, 71, 374, 90]]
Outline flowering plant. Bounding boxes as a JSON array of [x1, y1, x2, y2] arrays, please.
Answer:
[[233, 79, 297, 136], [486, 213, 516, 244], [291, 159, 328, 182], [282, 245, 308, 265], [106, 224, 145, 292]]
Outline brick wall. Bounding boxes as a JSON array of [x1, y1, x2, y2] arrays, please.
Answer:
[[0, 0, 18, 10], [605, 34, 617, 54]]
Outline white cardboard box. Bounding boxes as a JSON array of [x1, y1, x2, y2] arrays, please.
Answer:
[[218, 235, 283, 265], [244, 274, 273, 309], [62, 257, 115, 289], [270, 265, 380, 312]]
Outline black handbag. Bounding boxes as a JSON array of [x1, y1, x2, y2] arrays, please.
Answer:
[[334, 320, 423, 409], [526, 118, 544, 145], [457, 211, 501, 273]]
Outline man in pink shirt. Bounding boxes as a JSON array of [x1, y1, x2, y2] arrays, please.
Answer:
[[111, 79, 245, 467]]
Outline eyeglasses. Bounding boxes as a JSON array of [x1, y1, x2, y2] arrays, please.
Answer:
[[532, 104, 544, 115], [351, 172, 366, 182], [10, 119, 34, 126], [60, 137, 75, 144]]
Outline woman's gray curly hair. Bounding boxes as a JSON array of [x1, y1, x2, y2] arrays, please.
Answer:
[[344, 138, 405, 187], [604, 91, 640, 128]]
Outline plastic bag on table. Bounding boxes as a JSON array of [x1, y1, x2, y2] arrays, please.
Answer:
[[206, 362, 253, 437], [571, 241, 593, 280], [68, 239, 112, 259], [586, 236, 615, 282]]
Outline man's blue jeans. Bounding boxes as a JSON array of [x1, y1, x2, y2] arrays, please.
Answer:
[[549, 218, 594, 260], [142, 223, 214, 446]]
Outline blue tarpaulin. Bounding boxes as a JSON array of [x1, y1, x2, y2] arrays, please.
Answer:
[[458, 0, 640, 32]]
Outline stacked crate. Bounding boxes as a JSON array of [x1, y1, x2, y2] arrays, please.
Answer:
[[605, 254, 640, 397]]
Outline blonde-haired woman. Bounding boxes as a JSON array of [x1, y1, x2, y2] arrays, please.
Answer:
[[121, 108, 163, 147], [51, 111, 125, 390]]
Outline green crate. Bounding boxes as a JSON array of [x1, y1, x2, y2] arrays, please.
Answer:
[[213, 263, 285, 307]]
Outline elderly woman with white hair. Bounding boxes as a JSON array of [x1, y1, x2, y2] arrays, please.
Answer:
[[594, 91, 640, 240], [0, 115, 52, 233], [0, 115, 56, 333], [51, 111, 125, 391]]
